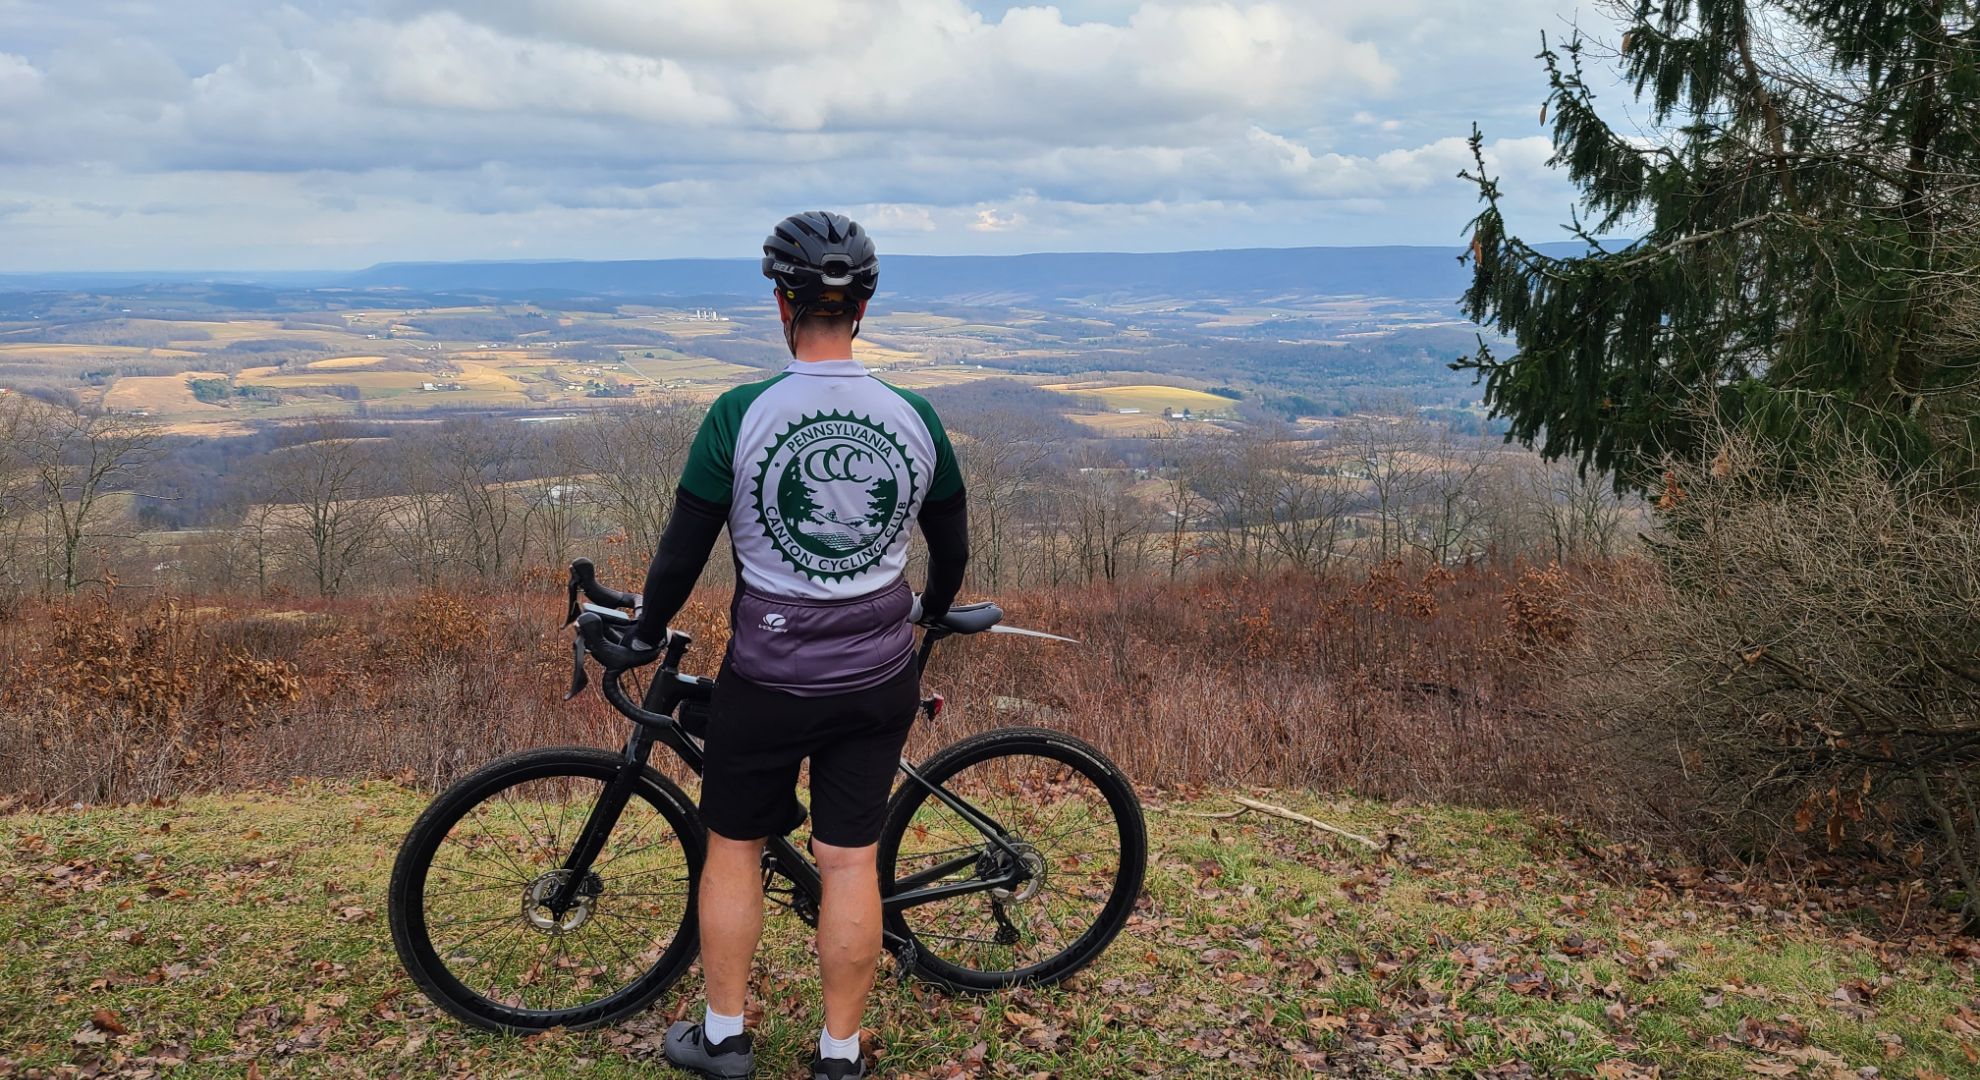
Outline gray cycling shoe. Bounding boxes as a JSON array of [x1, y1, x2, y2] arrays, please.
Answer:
[[811, 1053, 867, 1079], [662, 1021, 755, 1078]]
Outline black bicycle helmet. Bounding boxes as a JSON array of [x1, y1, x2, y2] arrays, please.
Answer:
[[762, 211, 878, 354]]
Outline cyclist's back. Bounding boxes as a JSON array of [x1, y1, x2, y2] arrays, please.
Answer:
[[681, 358, 962, 695], [635, 211, 967, 1080]]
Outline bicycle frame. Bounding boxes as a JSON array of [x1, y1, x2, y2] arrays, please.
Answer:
[[545, 628, 1035, 948]]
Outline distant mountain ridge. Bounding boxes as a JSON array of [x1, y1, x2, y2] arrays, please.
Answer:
[[341, 244, 1591, 304], [1, 243, 1594, 303]]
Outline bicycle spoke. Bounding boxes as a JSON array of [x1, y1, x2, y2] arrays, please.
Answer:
[[426, 878, 528, 900], [460, 803, 537, 884], [497, 790, 547, 862], [532, 787, 563, 860], [589, 919, 643, 980], [441, 913, 522, 959], [593, 802, 667, 869], [428, 860, 525, 885], [604, 885, 691, 899], [910, 928, 1004, 946], [601, 863, 691, 886]]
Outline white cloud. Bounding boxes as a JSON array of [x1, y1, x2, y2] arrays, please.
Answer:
[[353, 12, 734, 125], [858, 203, 941, 233], [0, 0, 1609, 268], [969, 206, 1023, 232], [0, 52, 42, 103]]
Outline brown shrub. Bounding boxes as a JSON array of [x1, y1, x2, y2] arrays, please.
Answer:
[[1537, 436, 1980, 920], [909, 563, 1595, 810], [0, 563, 1602, 817]]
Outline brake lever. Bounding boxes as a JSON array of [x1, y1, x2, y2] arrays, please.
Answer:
[[563, 630, 590, 701]]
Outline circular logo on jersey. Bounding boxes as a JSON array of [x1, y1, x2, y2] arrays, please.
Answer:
[[753, 411, 920, 582]]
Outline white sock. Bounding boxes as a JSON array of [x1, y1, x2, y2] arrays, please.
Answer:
[[819, 1026, 861, 1062], [704, 1005, 745, 1043]]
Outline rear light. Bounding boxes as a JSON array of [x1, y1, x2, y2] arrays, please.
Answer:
[[921, 693, 945, 720]]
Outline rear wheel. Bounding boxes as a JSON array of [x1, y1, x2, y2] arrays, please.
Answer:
[[388, 746, 703, 1032], [878, 727, 1145, 990]]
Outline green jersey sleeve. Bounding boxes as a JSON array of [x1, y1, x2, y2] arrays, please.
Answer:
[[889, 386, 962, 502], [680, 375, 790, 505], [677, 407, 733, 505], [677, 389, 738, 504], [924, 406, 963, 502]]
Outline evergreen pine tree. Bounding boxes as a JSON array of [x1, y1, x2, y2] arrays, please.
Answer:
[[778, 464, 819, 525], [1459, 0, 1980, 485], [864, 475, 898, 529]]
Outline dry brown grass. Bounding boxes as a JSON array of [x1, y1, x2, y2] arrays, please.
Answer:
[[0, 562, 1592, 816], [99, 371, 233, 414]]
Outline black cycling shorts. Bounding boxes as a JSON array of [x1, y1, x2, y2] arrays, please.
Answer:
[[698, 658, 918, 848]]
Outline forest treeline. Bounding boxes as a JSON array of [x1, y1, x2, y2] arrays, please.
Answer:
[[0, 388, 1627, 602]]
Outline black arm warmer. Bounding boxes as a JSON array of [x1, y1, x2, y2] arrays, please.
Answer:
[[633, 487, 728, 645], [917, 488, 970, 620]]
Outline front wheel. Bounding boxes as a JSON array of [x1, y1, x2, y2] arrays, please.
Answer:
[[878, 727, 1146, 991], [387, 746, 704, 1032]]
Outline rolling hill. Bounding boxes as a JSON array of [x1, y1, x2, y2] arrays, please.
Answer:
[[337, 243, 1594, 304]]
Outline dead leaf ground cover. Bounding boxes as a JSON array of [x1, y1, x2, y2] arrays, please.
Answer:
[[1, 781, 1976, 1078]]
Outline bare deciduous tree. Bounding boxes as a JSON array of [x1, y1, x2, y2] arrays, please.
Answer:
[[1066, 455, 1153, 583], [381, 451, 456, 588], [1405, 430, 1493, 566], [1263, 441, 1355, 573], [5, 396, 159, 592], [954, 413, 1055, 591], [1149, 430, 1212, 580], [1529, 457, 1630, 562], [429, 418, 522, 581], [264, 423, 387, 597], [1194, 431, 1276, 574], [0, 399, 41, 598], [517, 436, 581, 573], [565, 403, 700, 555], [1338, 411, 1431, 562]]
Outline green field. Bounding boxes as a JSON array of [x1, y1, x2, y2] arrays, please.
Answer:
[[4, 785, 1973, 1078], [618, 353, 763, 385], [1045, 383, 1239, 417]]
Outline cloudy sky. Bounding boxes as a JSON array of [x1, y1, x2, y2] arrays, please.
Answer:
[[0, 1, 1627, 270]]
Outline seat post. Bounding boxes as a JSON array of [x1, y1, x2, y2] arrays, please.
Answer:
[[914, 630, 947, 679]]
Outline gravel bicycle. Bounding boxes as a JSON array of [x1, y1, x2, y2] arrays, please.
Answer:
[[387, 559, 1147, 1033]]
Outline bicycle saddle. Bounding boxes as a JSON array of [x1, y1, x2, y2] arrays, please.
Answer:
[[932, 601, 1003, 634]]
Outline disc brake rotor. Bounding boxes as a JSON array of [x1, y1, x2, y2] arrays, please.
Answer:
[[521, 870, 600, 933], [988, 844, 1047, 903]]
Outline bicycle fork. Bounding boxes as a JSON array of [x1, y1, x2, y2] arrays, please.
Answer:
[[546, 727, 656, 915]]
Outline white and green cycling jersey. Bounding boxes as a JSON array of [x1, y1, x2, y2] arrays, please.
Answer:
[[681, 358, 962, 693]]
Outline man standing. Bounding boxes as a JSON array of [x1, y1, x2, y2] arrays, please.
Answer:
[[631, 211, 969, 1079]]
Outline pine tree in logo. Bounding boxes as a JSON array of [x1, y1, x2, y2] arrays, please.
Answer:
[[777, 462, 821, 530], [864, 475, 898, 529]]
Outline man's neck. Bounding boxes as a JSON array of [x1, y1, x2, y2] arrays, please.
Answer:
[[791, 334, 856, 362]]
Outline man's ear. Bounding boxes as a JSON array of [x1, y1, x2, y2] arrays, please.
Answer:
[[856, 299, 869, 319], [775, 291, 792, 322]]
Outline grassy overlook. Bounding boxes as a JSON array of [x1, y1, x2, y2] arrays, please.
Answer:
[[1, 574, 1977, 1078], [5, 783, 1976, 1079]]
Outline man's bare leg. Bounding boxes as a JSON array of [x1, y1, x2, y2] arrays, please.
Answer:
[[813, 839, 883, 1043], [699, 832, 767, 1015]]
